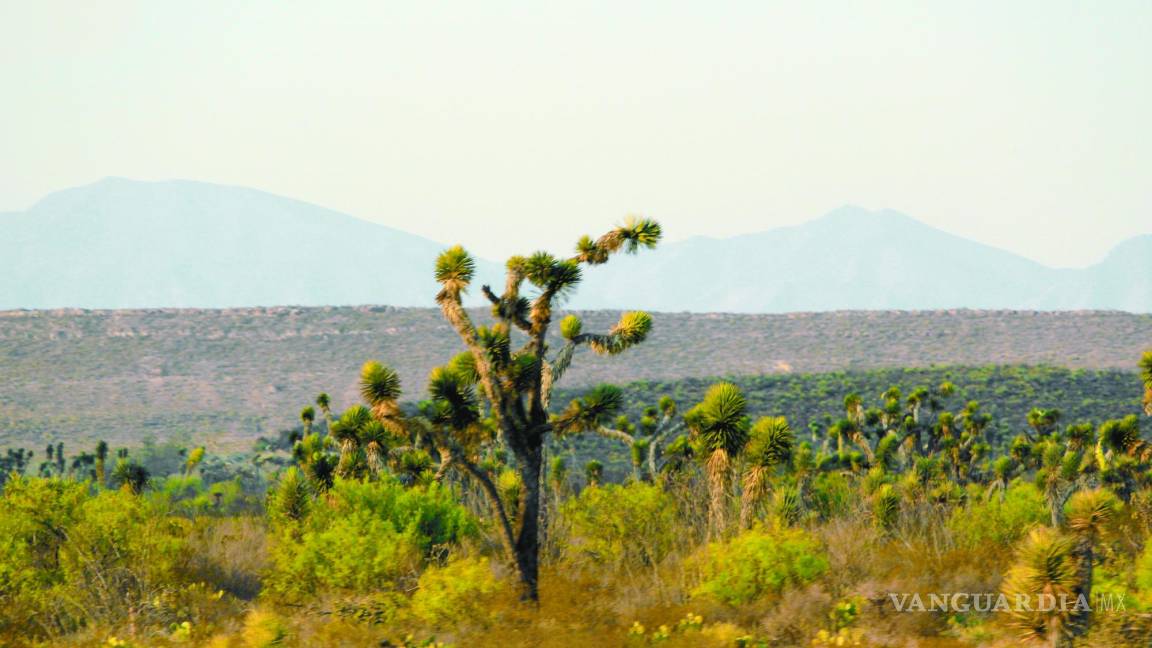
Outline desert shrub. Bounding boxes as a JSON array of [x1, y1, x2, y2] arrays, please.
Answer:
[[561, 482, 678, 571], [0, 476, 197, 639], [809, 472, 853, 520], [947, 481, 1046, 549], [265, 476, 477, 598], [153, 474, 247, 514], [240, 607, 289, 647], [410, 556, 501, 627], [692, 525, 829, 605], [1135, 541, 1152, 609]]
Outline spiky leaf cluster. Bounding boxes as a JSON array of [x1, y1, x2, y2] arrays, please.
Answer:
[[686, 382, 750, 456]]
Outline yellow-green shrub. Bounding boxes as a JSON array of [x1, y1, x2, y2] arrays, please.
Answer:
[[265, 476, 477, 599], [693, 526, 828, 605], [947, 481, 1046, 549], [0, 476, 194, 639], [410, 556, 500, 627], [561, 482, 677, 570]]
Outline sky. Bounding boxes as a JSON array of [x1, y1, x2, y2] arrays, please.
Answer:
[[2, 1, 1150, 267]]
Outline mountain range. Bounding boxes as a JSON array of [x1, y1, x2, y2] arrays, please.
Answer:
[[2, 178, 1149, 312]]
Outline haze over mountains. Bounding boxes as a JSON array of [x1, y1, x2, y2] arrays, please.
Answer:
[[2, 178, 1149, 312]]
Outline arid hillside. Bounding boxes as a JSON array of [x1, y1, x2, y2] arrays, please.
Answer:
[[1, 307, 1149, 448]]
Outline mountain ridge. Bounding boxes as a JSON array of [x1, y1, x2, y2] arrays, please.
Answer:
[[2, 178, 1148, 312]]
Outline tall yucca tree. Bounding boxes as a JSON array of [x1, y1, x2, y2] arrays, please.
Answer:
[[111, 459, 150, 494], [432, 216, 661, 601], [94, 440, 108, 487], [1141, 350, 1152, 416], [1036, 441, 1087, 527], [359, 360, 406, 475], [1002, 527, 1079, 648], [300, 406, 315, 437], [686, 382, 751, 537], [1027, 408, 1063, 441], [739, 416, 794, 528], [315, 392, 333, 430], [1097, 415, 1147, 466], [331, 405, 371, 477], [1065, 488, 1119, 636], [986, 455, 1017, 502]]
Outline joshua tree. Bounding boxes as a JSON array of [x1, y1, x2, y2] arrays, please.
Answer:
[[835, 418, 875, 465], [316, 392, 333, 430], [1026, 408, 1063, 441], [739, 416, 794, 528], [553, 386, 681, 481], [111, 459, 150, 494], [1097, 415, 1149, 464], [330, 405, 372, 478], [686, 382, 751, 537], [94, 440, 108, 486], [986, 455, 1017, 502], [1063, 423, 1095, 453], [1065, 488, 1119, 635], [421, 217, 660, 600], [549, 455, 568, 495], [54, 442, 65, 475], [1036, 441, 1088, 527], [356, 361, 408, 476], [293, 431, 337, 490], [584, 460, 603, 487], [300, 406, 316, 437], [1002, 527, 1079, 648]]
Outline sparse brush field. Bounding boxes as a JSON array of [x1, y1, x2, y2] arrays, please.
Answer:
[[3, 351, 1152, 646], [2, 307, 1150, 448]]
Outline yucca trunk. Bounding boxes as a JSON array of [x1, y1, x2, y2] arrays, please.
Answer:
[[337, 440, 357, 477], [433, 446, 453, 483], [512, 443, 544, 601], [706, 449, 731, 537], [1074, 538, 1094, 637], [365, 443, 385, 476], [853, 435, 875, 464], [739, 466, 769, 529]]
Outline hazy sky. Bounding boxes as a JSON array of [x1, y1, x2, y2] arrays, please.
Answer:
[[2, 1, 1149, 267]]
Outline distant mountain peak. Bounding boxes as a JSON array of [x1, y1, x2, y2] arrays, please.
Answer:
[[817, 205, 918, 227], [3, 179, 1149, 312]]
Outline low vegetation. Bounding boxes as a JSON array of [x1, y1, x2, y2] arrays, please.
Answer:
[[3, 220, 1152, 646]]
